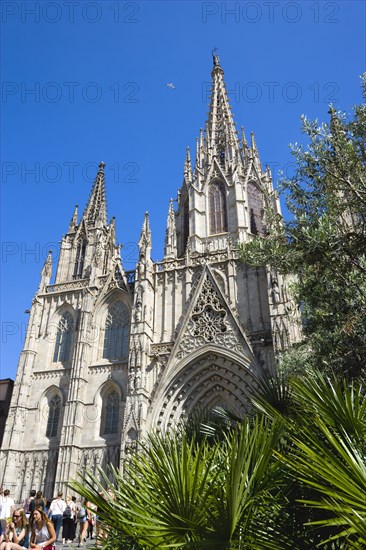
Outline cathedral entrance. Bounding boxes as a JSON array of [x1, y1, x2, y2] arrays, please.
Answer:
[[149, 352, 256, 433]]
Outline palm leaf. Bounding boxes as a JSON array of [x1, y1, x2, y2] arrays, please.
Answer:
[[278, 380, 366, 547]]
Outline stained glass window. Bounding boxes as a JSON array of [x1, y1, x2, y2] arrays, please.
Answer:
[[73, 239, 86, 279], [102, 391, 119, 435], [46, 394, 61, 438], [103, 302, 130, 359], [209, 181, 227, 234], [53, 312, 74, 362]]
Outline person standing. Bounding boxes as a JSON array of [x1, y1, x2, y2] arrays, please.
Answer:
[[48, 493, 65, 542], [29, 493, 44, 515], [77, 500, 89, 548], [22, 491, 36, 519], [0, 491, 15, 531], [70, 497, 77, 542], [86, 503, 96, 540], [61, 496, 75, 544]]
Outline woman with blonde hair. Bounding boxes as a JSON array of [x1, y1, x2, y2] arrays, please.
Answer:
[[0, 508, 29, 549], [77, 500, 89, 548], [29, 507, 55, 550]]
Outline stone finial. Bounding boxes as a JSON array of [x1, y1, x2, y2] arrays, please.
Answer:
[[212, 47, 221, 67], [68, 204, 79, 233], [241, 126, 247, 147], [38, 250, 53, 292]]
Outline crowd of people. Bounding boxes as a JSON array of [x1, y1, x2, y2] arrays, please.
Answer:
[[0, 488, 97, 549]]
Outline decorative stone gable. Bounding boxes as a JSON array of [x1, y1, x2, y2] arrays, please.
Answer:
[[176, 270, 249, 360]]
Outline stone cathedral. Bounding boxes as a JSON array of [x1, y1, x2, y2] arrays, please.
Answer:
[[1, 56, 301, 501]]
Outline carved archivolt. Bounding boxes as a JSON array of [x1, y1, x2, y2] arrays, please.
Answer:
[[150, 354, 254, 432]]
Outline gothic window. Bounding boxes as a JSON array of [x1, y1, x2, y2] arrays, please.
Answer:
[[73, 238, 86, 279], [103, 301, 130, 360], [101, 391, 119, 435], [247, 181, 265, 236], [209, 181, 227, 234], [46, 394, 61, 438], [53, 312, 74, 362]]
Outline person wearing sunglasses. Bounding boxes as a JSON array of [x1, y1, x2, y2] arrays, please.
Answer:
[[0, 508, 29, 550]]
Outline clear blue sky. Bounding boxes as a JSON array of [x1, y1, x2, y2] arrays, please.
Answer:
[[1, 0, 365, 380]]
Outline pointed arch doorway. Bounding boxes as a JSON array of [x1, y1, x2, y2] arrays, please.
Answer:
[[148, 351, 257, 433]]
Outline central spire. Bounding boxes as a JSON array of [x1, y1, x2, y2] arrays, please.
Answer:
[[207, 54, 240, 163], [192, 53, 243, 182], [82, 161, 107, 227]]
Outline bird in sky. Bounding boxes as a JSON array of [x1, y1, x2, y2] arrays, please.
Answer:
[[166, 83, 176, 89]]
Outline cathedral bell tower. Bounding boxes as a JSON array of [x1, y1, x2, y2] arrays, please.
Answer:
[[175, 53, 274, 258], [1, 162, 132, 499], [56, 162, 117, 284], [135, 53, 301, 435]]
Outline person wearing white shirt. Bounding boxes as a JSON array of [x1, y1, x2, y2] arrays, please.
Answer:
[[0, 490, 15, 530], [48, 493, 65, 542]]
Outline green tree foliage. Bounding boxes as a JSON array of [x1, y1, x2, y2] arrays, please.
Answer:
[[70, 374, 366, 549], [240, 76, 366, 377], [287, 377, 366, 548], [70, 418, 291, 549], [251, 371, 366, 548]]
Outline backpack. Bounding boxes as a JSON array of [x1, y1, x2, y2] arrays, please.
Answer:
[[29, 499, 44, 513], [77, 506, 86, 519], [63, 505, 72, 519]]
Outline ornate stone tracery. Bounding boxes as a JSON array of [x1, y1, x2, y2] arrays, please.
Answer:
[[192, 278, 227, 341], [177, 274, 244, 359]]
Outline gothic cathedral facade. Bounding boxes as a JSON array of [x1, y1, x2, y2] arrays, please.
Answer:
[[1, 57, 301, 500]]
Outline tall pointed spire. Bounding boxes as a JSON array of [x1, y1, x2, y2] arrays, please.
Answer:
[[191, 52, 242, 180], [138, 211, 152, 256], [68, 205, 79, 233], [184, 146, 192, 184], [164, 199, 177, 259], [38, 250, 52, 291], [82, 162, 107, 227], [207, 53, 241, 163], [250, 131, 262, 171]]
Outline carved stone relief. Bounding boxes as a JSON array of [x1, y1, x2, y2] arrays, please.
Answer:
[[177, 275, 244, 359]]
